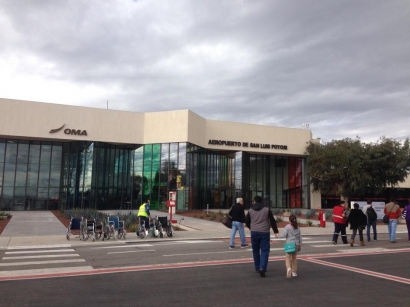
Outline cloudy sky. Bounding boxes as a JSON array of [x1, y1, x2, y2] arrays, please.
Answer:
[[1, 0, 409, 143]]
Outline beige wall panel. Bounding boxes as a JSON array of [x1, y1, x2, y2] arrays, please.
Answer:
[[143, 110, 190, 144], [206, 120, 311, 155], [0, 98, 144, 143], [310, 190, 322, 210], [187, 111, 207, 147]]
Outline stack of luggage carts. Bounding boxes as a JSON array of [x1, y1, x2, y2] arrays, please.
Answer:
[[66, 217, 101, 242], [66, 215, 126, 241], [103, 216, 127, 240], [136, 216, 174, 239]]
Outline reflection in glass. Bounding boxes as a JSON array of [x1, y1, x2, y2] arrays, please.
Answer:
[[3, 163, 16, 186], [40, 144, 51, 164], [0, 162, 3, 184], [27, 164, 39, 188], [6, 142, 17, 164], [17, 143, 29, 164], [51, 145, 62, 165], [15, 164, 28, 187], [178, 143, 186, 168], [38, 163, 50, 187], [50, 164, 61, 187], [29, 144, 40, 164], [0, 140, 5, 162]]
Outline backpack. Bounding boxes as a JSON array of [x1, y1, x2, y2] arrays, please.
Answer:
[[366, 206, 377, 221]]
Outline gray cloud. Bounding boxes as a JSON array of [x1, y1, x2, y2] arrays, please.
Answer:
[[0, 0, 409, 143]]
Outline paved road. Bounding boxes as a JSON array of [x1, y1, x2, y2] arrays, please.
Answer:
[[0, 247, 409, 307], [2, 233, 409, 278], [0, 211, 409, 306]]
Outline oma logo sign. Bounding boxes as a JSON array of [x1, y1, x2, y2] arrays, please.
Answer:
[[49, 124, 87, 136]]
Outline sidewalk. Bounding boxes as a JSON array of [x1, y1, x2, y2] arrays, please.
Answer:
[[0, 210, 407, 248]]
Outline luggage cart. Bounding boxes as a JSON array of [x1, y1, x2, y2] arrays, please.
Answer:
[[103, 217, 116, 241], [105, 216, 127, 240], [158, 216, 174, 237], [136, 217, 149, 239], [83, 219, 97, 242], [66, 217, 87, 240]]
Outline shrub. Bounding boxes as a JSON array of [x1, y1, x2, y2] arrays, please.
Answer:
[[325, 211, 333, 220], [272, 208, 281, 215], [305, 209, 316, 219], [291, 209, 301, 216], [128, 224, 137, 232], [275, 216, 283, 223], [210, 214, 216, 221], [306, 220, 313, 226]]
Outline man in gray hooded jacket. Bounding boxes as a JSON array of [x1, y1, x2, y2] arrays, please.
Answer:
[[245, 195, 279, 277]]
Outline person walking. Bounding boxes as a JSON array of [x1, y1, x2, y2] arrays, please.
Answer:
[[278, 214, 302, 278], [245, 195, 279, 278], [362, 199, 378, 241], [347, 203, 367, 247], [137, 199, 151, 231], [384, 197, 401, 243], [402, 199, 410, 241], [332, 200, 348, 244], [229, 198, 248, 249]]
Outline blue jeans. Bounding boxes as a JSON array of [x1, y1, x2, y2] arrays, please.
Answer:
[[251, 231, 270, 272], [230, 221, 246, 246], [388, 219, 398, 242], [366, 220, 377, 241]]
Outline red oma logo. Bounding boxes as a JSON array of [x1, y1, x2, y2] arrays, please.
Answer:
[[49, 124, 87, 136]]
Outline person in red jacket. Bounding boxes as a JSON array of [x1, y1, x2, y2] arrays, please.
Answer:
[[332, 200, 348, 244]]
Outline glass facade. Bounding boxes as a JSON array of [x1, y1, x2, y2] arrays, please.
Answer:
[[0, 138, 310, 210], [0, 139, 62, 210]]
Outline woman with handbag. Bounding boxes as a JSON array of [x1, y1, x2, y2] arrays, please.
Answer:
[[383, 197, 402, 243], [278, 214, 302, 278]]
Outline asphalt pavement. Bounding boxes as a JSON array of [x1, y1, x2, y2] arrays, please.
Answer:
[[0, 210, 408, 249]]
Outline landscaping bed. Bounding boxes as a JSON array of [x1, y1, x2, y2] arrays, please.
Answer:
[[0, 212, 12, 235]]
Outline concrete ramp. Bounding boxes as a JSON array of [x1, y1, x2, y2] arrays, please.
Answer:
[[1, 211, 66, 237]]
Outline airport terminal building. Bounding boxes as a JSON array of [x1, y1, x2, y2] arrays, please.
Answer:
[[0, 98, 323, 212]]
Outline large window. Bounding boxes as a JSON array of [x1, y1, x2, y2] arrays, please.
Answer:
[[0, 139, 62, 210]]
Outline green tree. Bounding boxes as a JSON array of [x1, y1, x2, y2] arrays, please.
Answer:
[[305, 137, 410, 200]]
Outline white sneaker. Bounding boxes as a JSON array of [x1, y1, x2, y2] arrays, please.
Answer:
[[292, 272, 297, 277], [286, 268, 292, 278]]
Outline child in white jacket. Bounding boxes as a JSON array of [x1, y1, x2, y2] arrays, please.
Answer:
[[278, 214, 302, 278]]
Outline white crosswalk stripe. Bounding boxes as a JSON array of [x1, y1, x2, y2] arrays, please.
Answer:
[[0, 246, 89, 277], [0, 259, 86, 267], [3, 254, 80, 260]]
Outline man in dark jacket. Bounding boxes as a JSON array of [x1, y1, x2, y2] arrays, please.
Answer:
[[245, 196, 279, 277], [347, 203, 367, 247], [229, 198, 248, 249]]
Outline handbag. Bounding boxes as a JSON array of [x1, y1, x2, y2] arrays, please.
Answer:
[[221, 205, 234, 229], [284, 242, 296, 253], [382, 215, 389, 224], [383, 203, 397, 224], [221, 216, 232, 229]]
